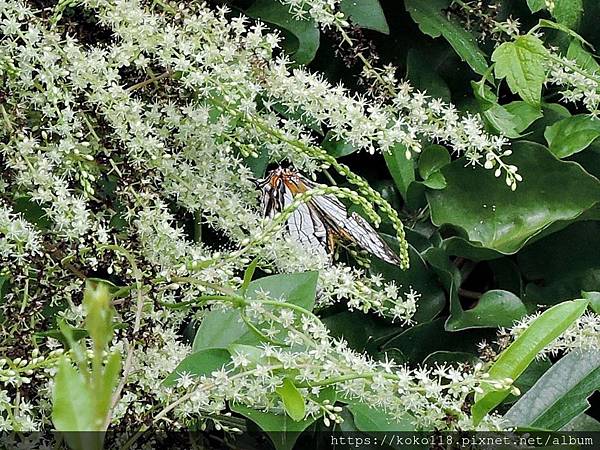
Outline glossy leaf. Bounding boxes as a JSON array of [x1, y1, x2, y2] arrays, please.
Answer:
[[472, 299, 589, 424], [428, 142, 600, 254], [567, 40, 600, 73], [340, 0, 389, 34], [163, 348, 231, 387], [404, 0, 488, 75], [582, 291, 600, 314], [492, 35, 548, 105], [446, 290, 528, 331], [545, 115, 600, 158], [246, 0, 319, 65], [505, 350, 600, 430]]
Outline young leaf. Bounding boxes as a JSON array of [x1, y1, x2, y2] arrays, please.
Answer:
[[492, 35, 548, 105], [545, 115, 600, 158], [275, 378, 306, 422], [52, 359, 103, 450], [404, 0, 488, 75], [471, 299, 589, 424], [504, 350, 600, 430]]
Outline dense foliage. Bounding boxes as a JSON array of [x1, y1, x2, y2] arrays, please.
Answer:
[[0, 0, 599, 449]]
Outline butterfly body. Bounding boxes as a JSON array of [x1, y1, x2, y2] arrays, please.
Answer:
[[258, 167, 403, 266]]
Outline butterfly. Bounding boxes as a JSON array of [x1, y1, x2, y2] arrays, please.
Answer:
[[257, 167, 403, 266]]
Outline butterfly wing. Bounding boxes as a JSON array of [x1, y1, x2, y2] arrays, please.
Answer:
[[307, 190, 403, 266]]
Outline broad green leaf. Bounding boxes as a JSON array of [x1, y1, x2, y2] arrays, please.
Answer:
[[427, 142, 600, 254], [545, 115, 600, 158], [567, 40, 600, 74], [484, 101, 543, 138], [246, 0, 319, 65], [322, 131, 355, 158], [404, 0, 488, 75], [193, 272, 318, 351], [192, 309, 244, 351], [472, 299, 589, 424], [506, 358, 553, 404], [582, 291, 600, 314], [348, 401, 414, 431], [505, 350, 600, 430], [340, 0, 389, 34], [446, 290, 528, 331], [246, 271, 318, 311], [492, 35, 548, 105], [52, 359, 102, 450], [163, 348, 231, 387], [275, 378, 306, 422], [418, 145, 450, 181], [384, 143, 414, 198]]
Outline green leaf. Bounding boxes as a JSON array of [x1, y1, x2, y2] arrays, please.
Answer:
[[340, 0, 389, 34], [322, 131, 356, 158], [418, 144, 450, 180], [553, 0, 584, 29], [231, 405, 312, 450], [384, 143, 415, 199], [484, 101, 543, 138], [446, 290, 528, 331], [527, 0, 546, 13], [404, 0, 488, 75], [192, 309, 244, 351], [348, 401, 414, 431], [246, 0, 319, 65], [545, 115, 600, 158], [427, 142, 600, 254], [582, 291, 600, 314], [163, 348, 231, 387], [246, 271, 318, 311], [471, 299, 589, 424], [505, 350, 600, 430], [275, 378, 306, 421], [52, 359, 103, 450], [566, 40, 600, 74], [193, 271, 318, 351], [492, 35, 548, 105]]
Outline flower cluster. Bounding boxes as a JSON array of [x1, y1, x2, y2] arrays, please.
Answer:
[[547, 55, 600, 116], [279, 0, 346, 28], [509, 312, 600, 357], [165, 298, 506, 433]]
